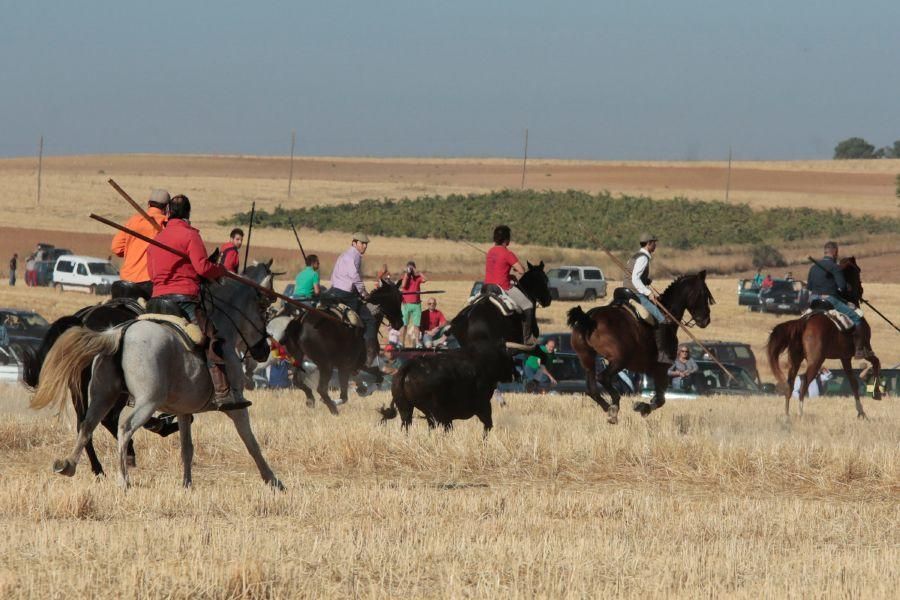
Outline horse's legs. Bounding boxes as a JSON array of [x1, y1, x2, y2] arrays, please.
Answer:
[[784, 354, 803, 417], [799, 355, 826, 418], [841, 356, 866, 419], [314, 362, 340, 415], [869, 354, 883, 401], [102, 401, 136, 467], [580, 351, 610, 412], [178, 414, 194, 488], [337, 368, 351, 405], [475, 403, 493, 438], [291, 368, 317, 407], [116, 399, 159, 490], [635, 364, 668, 417], [224, 408, 284, 490], [53, 358, 121, 478], [598, 363, 623, 425]]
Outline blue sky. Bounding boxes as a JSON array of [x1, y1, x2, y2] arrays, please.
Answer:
[[2, 1, 898, 159]]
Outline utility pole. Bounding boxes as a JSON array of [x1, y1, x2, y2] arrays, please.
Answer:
[[288, 130, 296, 197], [724, 146, 732, 203], [520, 128, 529, 189], [37, 135, 44, 205]]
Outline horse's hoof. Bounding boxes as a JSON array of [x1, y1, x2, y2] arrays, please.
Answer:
[[858, 412, 868, 420], [126, 455, 137, 468], [268, 478, 286, 492], [873, 391, 882, 401], [607, 405, 619, 425], [326, 404, 340, 416], [632, 402, 652, 417], [182, 480, 192, 489], [53, 459, 76, 477], [305, 398, 315, 408]]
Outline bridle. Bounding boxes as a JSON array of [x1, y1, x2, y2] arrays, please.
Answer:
[[202, 282, 272, 355]]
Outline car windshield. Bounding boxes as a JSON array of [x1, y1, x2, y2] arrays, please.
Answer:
[[88, 262, 118, 276], [700, 364, 758, 391], [1, 311, 49, 332], [767, 281, 795, 293], [547, 269, 570, 279]]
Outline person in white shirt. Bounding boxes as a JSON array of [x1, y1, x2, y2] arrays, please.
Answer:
[[792, 367, 832, 399]]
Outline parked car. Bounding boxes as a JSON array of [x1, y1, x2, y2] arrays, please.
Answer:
[[53, 255, 120, 294], [0, 345, 22, 384], [0, 309, 50, 357], [538, 331, 574, 353], [498, 351, 640, 396], [33, 244, 73, 286], [640, 360, 771, 400], [684, 340, 760, 383], [737, 279, 762, 308], [822, 367, 899, 398], [547, 266, 607, 301], [758, 278, 809, 315]]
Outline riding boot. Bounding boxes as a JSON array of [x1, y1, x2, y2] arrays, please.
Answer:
[[208, 363, 251, 411], [522, 308, 537, 346], [654, 326, 674, 364], [851, 326, 871, 360]]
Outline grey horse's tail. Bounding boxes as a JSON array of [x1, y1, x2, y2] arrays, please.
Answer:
[[30, 327, 123, 413]]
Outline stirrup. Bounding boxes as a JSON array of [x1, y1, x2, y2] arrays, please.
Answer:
[[213, 399, 253, 412]]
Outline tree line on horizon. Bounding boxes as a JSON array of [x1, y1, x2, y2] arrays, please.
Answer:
[[833, 137, 900, 159]]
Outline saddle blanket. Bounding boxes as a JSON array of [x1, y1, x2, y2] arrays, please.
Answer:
[[801, 309, 857, 332], [136, 314, 205, 348], [466, 290, 520, 317], [321, 303, 362, 328], [627, 299, 656, 326]]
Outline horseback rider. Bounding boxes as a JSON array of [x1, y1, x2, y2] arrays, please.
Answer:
[[218, 228, 244, 273], [807, 240, 869, 359], [146, 194, 249, 411], [110, 188, 170, 300], [483, 225, 536, 345], [326, 232, 378, 361], [623, 233, 675, 364]]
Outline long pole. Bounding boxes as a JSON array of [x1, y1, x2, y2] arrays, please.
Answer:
[[288, 219, 307, 262], [724, 146, 732, 203], [108, 179, 162, 232], [287, 130, 296, 197], [37, 135, 43, 205], [520, 128, 529, 189], [583, 231, 735, 381], [242, 201, 256, 273], [460, 240, 488, 255], [90, 213, 343, 324]]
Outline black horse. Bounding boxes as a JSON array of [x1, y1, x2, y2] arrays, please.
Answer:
[[281, 280, 404, 414], [450, 261, 552, 349]]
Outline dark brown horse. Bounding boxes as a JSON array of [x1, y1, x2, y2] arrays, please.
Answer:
[[767, 257, 880, 418], [568, 272, 715, 424]]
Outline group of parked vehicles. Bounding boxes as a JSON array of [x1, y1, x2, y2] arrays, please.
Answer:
[[29, 243, 120, 294], [738, 277, 809, 315]]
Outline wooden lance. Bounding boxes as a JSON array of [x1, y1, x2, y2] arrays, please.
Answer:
[[108, 179, 162, 233]]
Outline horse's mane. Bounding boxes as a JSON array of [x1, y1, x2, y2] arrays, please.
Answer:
[[661, 273, 715, 306]]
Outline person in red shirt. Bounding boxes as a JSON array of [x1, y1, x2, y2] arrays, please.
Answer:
[[483, 225, 536, 345], [421, 298, 449, 348], [147, 195, 247, 411], [218, 228, 244, 273], [399, 260, 427, 347]]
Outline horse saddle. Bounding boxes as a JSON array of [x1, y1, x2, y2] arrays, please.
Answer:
[[467, 288, 520, 317], [135, 314, 205, 349], [320, 303, 363, 328], [610, 287, 657, 327], [801, 306, 858, 332]]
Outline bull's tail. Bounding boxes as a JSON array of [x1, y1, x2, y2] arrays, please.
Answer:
[[766, 320, 804, 386], [567, 306, 596, 340], [30, 327, 123, 414]]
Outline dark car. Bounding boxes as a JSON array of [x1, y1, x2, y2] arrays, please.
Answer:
[[538, 331, 575, 353], [758, 279, 809, 315], [822, 367, 899, 398], [498, 351, 639, 396], [684, 340, 760, 383], [0, 309, 50, 356], [641, 360, 771, 399], [737, 279, 762, 308]]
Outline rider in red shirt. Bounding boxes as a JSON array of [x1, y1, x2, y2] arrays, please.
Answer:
[[218, 228, 244, 273], [483, 225, 535, 345], [146, 195, 248, 411]]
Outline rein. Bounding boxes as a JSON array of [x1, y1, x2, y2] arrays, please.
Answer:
[[202, 283, 270, 354]]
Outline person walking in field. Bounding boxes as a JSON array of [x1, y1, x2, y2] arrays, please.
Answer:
[[218, 228, 244, 273], [623, 232, 675, 364], [147, 194, 249, 411], [8, 253, 17, 287], [399, 260, 427, 347], [483, 225, 536, 345], [110, 188, 170, 299]]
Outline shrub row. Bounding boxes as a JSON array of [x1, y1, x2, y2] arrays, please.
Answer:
[[223, 189, 900, 251]]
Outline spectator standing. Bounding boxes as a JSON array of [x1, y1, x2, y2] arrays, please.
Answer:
[[0, 321, 8, 348], [668, 345, 699, 391], [421, 298, 449, 348], [25, 254, 36, 287], [293, 254, 321, 302], [523, 339, 558, 389], [399, 260, 427, 348], [752, 269, 764, 287], [8, 253, 17, 286], [761, 274, 774, 289], [218, 228, 244, 273]]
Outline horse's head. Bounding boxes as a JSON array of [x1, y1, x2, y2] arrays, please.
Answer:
[[840, 256, 863, 305], [212, 260, 274, 361], [661, 270, 715, 328], [368, 279, 405, 331], [519, 261, 552, 307]]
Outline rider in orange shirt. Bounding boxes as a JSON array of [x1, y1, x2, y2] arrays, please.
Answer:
[[110, 188, 169, 299]]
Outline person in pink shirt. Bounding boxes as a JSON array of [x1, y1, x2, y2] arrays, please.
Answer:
[[483, 225, 536, 345], [325, 232, 377, 354]]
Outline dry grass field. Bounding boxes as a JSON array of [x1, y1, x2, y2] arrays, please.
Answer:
[[0, 154, 898, 597]]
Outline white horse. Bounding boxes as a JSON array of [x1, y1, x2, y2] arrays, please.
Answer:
[[31, 269, 283, 490]]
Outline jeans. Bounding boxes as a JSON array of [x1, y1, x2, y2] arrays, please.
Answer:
[[524, 364, 551, 384], [811, 294, 861, 326], [638, 294, 666, 323]]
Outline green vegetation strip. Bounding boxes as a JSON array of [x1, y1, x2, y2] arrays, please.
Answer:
[[223, 190, 900, 251]]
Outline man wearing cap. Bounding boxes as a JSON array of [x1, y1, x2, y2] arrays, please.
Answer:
[[807, 240, 870, 358], [110, 188, 170, 300], [328, 232, 378, 360], [147, 194, 249, 411], [624, 233, 676, 364]]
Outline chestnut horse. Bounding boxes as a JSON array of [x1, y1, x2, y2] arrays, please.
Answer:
[[766, 257, 880, 418], [568, 271, 715, 424]]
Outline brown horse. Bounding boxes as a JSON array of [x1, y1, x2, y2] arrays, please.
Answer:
[[568, 272, 715, 424], [766, 257, 880, 418]]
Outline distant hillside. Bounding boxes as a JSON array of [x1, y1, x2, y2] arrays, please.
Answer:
[[224, 189, 899, 251]]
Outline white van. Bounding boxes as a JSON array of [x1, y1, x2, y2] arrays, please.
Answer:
[[53, 255, 120, 294]]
